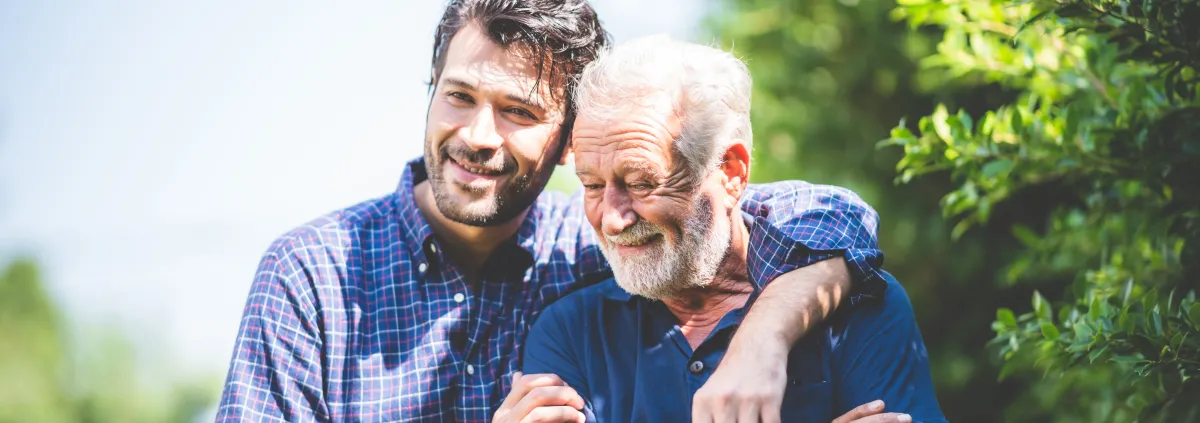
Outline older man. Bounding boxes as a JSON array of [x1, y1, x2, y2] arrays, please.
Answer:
[[494, 36, 947, 423]]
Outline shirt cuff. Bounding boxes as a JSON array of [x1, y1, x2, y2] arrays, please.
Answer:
[[746, 214, 887, 306]]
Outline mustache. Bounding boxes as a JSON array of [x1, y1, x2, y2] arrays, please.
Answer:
[[442, 143, 514, 173], [605, 220, 664, 246]]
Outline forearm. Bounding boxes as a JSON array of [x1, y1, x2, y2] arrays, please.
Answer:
[[734, 257, 851, 350]]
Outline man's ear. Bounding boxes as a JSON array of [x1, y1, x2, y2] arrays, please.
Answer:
[[719, 142, 751, 199]]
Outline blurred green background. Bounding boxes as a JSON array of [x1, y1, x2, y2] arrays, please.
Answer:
[[5, 0, 1197, 421]]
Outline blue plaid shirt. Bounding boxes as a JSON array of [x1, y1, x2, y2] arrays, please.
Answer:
[[215, 157, 884, 423]]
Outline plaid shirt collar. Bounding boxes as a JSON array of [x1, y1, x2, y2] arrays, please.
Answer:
[[393, 156, 540, 275]]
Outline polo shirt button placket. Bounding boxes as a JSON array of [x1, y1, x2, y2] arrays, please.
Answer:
[[689, 360, 705, 374]]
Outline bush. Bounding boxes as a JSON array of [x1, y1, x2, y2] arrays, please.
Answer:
[[886, 0, 1200, 421], [706, 0, 1033, 419]]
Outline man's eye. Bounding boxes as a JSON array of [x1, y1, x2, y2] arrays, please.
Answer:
[[447, 92, 474, 104], [629, 183, 653, 191], [583, 184, 604, 191], [506, 108, 537, 121]]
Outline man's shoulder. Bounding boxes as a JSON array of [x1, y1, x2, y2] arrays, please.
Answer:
[[743, 181, 870, 213], [260, 193, 399, 277], [829, 271, 916, 343], [539, 277, 627, 322]]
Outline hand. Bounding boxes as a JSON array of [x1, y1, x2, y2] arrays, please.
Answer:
[[832, 400, 912, 423], [692, 339, 788, 423], [492, 372, 586, 423]]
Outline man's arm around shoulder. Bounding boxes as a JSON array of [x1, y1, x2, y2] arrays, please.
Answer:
[[695, 182, 885, 423], [215, 236, 329, 423]]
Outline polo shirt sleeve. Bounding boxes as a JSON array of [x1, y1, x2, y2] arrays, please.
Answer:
[[741, 181, 886, 305], [831, 275, 947, 423], [215, 236, 329, 423], [521, 300, 597, 423]]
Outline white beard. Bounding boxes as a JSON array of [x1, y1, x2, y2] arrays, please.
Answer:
[[600, 194, 731, 300]]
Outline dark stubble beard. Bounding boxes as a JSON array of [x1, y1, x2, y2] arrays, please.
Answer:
[[424, 140, 544, 227]]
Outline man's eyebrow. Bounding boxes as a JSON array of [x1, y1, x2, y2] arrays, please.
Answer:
[[504, 93, 547, 114], [621, 160, 661, 175], [442, 77, 476, 91]]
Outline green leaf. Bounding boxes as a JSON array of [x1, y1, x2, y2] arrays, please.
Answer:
[[1011, 225, 1040, 247], [890, 126, 915, 142], [1109, 355, 1145, 365], [1088, 345, 1108, 363], [1041, 323, 1060, 340], [981, 159, 1014, 178], [932, 105, 954, 144], [1073, 323, 1094, 347], [1033, 291, 1052, 322], [1151, 305, 1164, 336], [997, 308, 1018, 328], [1088, 296, 1104, 321], [1189, 304, 1200, 330]]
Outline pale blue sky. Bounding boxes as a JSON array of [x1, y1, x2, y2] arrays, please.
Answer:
[[0, 1, 708, 374]]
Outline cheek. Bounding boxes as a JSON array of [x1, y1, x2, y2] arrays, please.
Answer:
[[583, 199, 604, 234], [427, 100, 463, 135], [505, 126, 560, 167], [631, 197, 686, 233]]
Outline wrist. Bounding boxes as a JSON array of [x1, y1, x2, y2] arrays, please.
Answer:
[[728, 324, 790, 360]]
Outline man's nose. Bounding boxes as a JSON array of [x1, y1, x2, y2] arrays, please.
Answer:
[[461, 105, 503, 151], [600, 186, 636, 237]]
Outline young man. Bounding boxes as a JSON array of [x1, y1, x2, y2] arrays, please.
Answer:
[[499, 36, 946, 423], [216, 1, 885, 422]]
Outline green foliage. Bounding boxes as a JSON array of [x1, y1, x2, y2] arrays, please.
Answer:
[[706, 0, 1031, 420], [0, 258, 220, 423], [886, 0, 1200, 420]]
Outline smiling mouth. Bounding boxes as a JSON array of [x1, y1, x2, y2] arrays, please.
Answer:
[[450, 157, 505, 176]]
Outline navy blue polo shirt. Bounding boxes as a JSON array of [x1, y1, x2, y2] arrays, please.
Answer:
[[521, 272, 947, 423]]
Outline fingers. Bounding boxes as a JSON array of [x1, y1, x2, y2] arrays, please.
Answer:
[[854, 413, 913, 423], [735, 401, 760, 423], [519, 406, 586, 423], [499, 372, 569, 410], [510, 386, 585, 420], [760, 403, 781, 423], [691, 402, 712, 423], [832, 400, 886, 423]]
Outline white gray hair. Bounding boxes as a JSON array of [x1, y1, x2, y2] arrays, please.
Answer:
[[573, 35, 753, 183]]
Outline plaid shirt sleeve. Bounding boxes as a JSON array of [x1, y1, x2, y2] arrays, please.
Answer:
[[560, 181, 885, 305], [740, 181, 886, 305], [215, 235, 329, 423]]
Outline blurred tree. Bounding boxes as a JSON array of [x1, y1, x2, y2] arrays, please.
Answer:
[[704, 0, 1035, 420], [0, 258, 72, 422], [0, 258, 220, 423], [887, 0, 1200, 421]]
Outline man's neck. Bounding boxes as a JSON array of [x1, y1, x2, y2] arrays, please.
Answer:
[[413, 181, 528, 283], [662, 213, 753, 349]]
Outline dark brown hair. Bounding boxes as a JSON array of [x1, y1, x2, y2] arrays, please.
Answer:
[[429, 0, 611, 140]]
